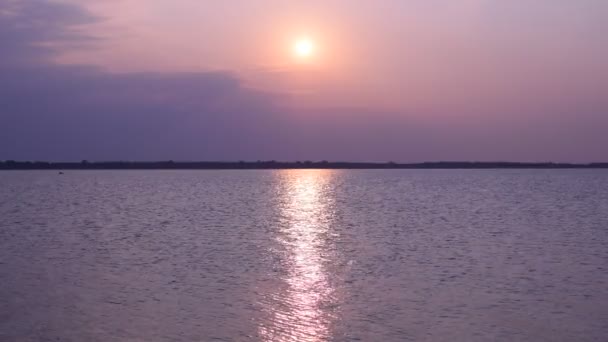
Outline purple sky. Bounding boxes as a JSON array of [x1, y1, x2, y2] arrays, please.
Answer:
[[1, 0, 607, 162]]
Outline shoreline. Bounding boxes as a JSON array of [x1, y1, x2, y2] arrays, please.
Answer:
[[2, 161, 608, 170]]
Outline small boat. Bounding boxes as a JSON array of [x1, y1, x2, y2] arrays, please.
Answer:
[[58, 171, 64, 175]]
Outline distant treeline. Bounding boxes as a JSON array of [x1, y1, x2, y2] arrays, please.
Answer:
[[1, 160, 607, 170]]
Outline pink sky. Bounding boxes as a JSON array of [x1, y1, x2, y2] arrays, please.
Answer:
[[58, 0, 607, 109], [1, 0, 607, 161]]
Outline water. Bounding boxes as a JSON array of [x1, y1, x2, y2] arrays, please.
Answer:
[[1, 170, 607, 341]]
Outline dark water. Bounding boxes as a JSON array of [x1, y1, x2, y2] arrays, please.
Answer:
[[1, 170, 607, 341]]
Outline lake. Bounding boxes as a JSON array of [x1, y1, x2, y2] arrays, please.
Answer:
[[1, 170, 607, 341]]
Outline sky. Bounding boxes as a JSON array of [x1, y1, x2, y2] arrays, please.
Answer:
[[1, 0, 607, 162]]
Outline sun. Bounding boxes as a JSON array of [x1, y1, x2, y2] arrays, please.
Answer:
[[294, 39, 315, 58]]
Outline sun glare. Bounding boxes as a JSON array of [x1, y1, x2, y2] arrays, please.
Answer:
[[294, 39, 315, 58]]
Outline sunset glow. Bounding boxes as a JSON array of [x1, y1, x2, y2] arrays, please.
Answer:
[[2, 0, 607, 162], [294, 38, 315, 58], [2, 2, 608, 341]]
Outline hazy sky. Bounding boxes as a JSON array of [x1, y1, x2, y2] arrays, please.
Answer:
[[1, 0, 607, 162]]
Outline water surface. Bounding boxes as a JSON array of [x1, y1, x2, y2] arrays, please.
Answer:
[[1, 170, 607, 341]]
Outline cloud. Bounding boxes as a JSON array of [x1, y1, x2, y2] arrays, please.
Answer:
[[0, 0, 292, 161], [0, 0, 98, 68], [0, 68, 289, 161]]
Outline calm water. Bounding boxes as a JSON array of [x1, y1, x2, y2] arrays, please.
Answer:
[[1, 170, 607, 341]]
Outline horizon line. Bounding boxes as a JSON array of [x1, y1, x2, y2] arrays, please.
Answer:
[[1, 160, 607, 170]]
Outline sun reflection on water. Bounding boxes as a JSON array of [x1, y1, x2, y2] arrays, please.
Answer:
[[260, 170, 338, 341]]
